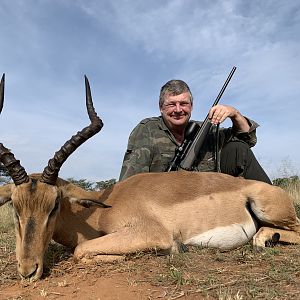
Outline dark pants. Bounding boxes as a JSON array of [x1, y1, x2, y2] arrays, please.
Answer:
[[220, 141, 272, 184]]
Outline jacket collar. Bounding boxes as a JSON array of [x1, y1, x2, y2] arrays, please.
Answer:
[[158, 116, 181, 145]]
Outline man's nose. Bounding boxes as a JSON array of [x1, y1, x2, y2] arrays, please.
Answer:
[[174, 102, 182, 112]]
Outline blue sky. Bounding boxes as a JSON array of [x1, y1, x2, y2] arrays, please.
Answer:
[[0, 0, 299, 181]]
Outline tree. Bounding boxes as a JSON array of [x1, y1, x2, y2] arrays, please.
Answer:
[[272, 175, 299, 189], [0, 164, 11, 185], [66, 178, 95, 191], [66, 177, 117, 191], [95, 179, 116, 190]]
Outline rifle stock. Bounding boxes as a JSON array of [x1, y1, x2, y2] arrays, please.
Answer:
[[166, 66, 237, 172]]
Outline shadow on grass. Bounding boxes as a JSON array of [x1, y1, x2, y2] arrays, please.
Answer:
[[42, 242, 73, 279]]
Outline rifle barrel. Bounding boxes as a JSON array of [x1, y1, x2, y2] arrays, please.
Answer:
[[212, 66, 236, 107], [178, 66, 237, 170]]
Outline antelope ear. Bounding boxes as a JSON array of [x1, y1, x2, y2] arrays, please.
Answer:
[[69, 198, 112, 208], [0, 184, 13, 206]]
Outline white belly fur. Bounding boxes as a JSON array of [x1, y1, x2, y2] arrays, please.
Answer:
[[184, 222, 257, 250]]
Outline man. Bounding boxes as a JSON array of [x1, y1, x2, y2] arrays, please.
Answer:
[[119, 79, 271, 184]]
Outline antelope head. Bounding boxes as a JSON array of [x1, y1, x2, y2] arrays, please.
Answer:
[[0, 74, 103, 281]]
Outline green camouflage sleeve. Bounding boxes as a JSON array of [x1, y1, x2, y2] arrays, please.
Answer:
[[119, 123, 153, 181], [219, 117, 259, 148]]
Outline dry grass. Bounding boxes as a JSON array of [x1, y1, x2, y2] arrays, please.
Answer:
[[284, 181, 300, 205], [276, 178, 300, 217], [0, 204, 17, 286], [0, 203, 14, 232]]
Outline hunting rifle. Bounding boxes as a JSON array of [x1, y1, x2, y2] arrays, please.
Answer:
[[166, 66, 237, 172]]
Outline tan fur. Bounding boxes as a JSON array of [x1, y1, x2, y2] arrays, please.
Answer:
[[0, 171, 299, 281]]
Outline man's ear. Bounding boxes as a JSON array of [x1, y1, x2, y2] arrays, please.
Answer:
[[69, 198, 112, 209], [0, 184, 13, 206]]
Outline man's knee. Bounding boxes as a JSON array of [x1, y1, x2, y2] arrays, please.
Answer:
[[221, 140, 250, 156], [220, 141, 271, 184], [220, 141, 251, 174]]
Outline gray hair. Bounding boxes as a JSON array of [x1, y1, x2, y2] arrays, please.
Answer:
[[159, 79, 193, 108]]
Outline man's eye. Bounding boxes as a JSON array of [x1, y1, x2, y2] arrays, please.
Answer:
[[165, 102, 190, 108], [165, 103, 175, 108], [181, 102, 190, 106]]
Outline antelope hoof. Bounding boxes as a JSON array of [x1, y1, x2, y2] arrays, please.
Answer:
[[73, 245, 85, 259], [265, 233, 280, 247], [253, 245, 264, 253]]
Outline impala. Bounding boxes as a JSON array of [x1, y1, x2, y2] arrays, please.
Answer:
[[0, 74, 299, 282]]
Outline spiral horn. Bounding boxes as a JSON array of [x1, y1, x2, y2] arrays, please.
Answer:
[[41, 76, 103, 185]]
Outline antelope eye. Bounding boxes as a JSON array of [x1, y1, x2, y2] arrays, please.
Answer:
[[14, 210, 20, 221], [12, 207, 21, 229], [49, 200, 60, 218], [11, 205, 20, 219]]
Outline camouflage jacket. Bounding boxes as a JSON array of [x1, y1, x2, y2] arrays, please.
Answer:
[[119, 116, 259, 181]]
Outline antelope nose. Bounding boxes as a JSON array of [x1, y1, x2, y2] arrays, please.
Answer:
[[18, 261, 39, 279]]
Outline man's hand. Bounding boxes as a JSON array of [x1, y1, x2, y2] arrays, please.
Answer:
[[208, 104, 250, 132]]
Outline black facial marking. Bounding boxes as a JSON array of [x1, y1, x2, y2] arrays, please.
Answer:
[[24, 217, 36, 255], [30, 179, 38, 192]]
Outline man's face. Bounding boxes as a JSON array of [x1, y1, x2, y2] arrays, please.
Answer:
[[160, 91, 192, 131]]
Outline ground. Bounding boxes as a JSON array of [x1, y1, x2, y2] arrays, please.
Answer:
[[0, 230, 300, 300]]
